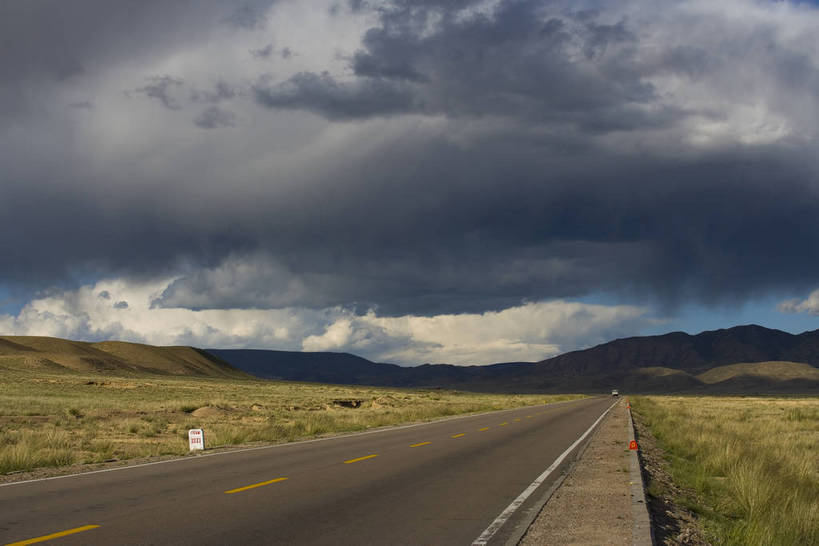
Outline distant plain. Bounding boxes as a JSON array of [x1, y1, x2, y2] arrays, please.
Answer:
[[0, 366, 577, 477]]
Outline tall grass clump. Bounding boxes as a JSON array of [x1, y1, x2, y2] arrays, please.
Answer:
[[633, 396, 819, 546], [0, 428, 76, 473]]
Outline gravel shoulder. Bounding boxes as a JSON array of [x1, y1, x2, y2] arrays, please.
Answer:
[[520, 398, 632, 545]]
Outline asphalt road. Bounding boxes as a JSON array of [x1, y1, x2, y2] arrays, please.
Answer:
[[1, 396, 615, 545]]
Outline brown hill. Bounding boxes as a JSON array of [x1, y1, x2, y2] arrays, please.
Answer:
[[691, 361, 819, 394], [620, 367, 703, 392], [697, 361, 819, 384], [0, 336, 247, 378], [90, 341, 245, 377]]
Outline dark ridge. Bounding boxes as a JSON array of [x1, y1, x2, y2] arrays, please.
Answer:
[[207, 325, 819, 393]]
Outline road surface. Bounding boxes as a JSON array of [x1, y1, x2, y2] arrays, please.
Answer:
[[1, 396, 614, 545]]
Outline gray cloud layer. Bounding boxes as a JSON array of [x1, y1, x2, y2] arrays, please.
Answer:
[[2, 0, 819, 318], [255, 2, 662, 128]]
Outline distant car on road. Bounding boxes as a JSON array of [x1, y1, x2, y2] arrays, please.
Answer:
[[611, 389, 619, 396]]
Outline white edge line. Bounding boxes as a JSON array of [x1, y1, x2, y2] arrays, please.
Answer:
[[471, 399, 618, 546], [0, 397, 597, 489]]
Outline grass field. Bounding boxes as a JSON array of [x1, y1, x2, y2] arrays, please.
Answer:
[[632, 396, 818, 546], [0, 368, 582, 475]]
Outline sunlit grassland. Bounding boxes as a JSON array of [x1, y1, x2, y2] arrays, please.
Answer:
[[632, 396, 818, 546], [0, 369, 583, 475]]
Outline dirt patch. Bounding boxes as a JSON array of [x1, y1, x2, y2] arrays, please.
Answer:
[[632, 414, 710, 545], [370, 396, 400, 409], [191, 406, 229, 418], [332, 399, 363, 408], [521, 401, 632, 545], [0, 415, 51, 425]]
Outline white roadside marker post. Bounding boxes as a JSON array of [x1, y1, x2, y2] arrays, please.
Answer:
[[188, 428, 205, 452]]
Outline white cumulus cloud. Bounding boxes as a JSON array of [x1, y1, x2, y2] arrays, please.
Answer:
[[303, 300, 660, 365], [0, 278, 659, 365], [778, 289, 819, 315]]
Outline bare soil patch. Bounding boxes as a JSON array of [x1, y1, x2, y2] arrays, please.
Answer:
[[190, 406, 231, 418]]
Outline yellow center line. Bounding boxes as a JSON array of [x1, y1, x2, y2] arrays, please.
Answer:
[[5, 525, 100, 546], [225, 477, 288, 494], [451, 433, 466, 438], [514, 418, 522, 422], [410, 441, 431, 448], [478, 427, 490, 431], [526, 415, 533, 418], [499, 422, 508, 426], [344, 454, 378, 464]]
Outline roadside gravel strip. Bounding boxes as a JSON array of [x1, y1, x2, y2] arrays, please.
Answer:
[[520, 399, 653, 545], [629, 403, 654, 546]]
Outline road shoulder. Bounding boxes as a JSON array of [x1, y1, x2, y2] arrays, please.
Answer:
[[519, 398, 633, 545]]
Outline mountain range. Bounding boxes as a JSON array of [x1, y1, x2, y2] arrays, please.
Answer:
[[208, 324, 819, 393], [3, 325, 819, 393]]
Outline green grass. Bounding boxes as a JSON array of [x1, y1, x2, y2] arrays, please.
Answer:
[[632, 396, 819, 546], [0, 369, 584, 475]]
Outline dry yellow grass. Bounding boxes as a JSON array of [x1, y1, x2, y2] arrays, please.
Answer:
[[0, 368, 582, 475], [632, 396, 819, 545]]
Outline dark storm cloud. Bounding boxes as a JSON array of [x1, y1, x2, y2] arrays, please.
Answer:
[[152, 141, 819, 315], [254, 71, 417, 120], [223, 3, 271, 30], [250, 44, 275, 59], [250, 45, 295, 60], [2, 0, 819, 319], [0, 1, 239, 117], [131, 76, 185, 110], [194, 106, 238, 128], [190, 81, 238, 103], [0, 175, 253, 286], [255, 1, 662, 131]]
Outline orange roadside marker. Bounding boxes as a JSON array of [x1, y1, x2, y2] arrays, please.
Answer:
[[626, 404, 631, 409], [629, 440, 638, 450]]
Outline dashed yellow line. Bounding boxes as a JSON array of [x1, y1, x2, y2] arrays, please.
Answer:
[[344, 454, 378, 464], [514, 418, 522, 422], [499, 422, 508, 426], [5, 525, 100, 545], [526, 415, 533, 418], [478, 427, 490, 432], [225, 477, 288, 494], [410, 441, 431, 448], [451, 433, 466, 438]]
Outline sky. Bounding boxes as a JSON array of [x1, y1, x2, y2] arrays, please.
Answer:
[[2, 0, 819, 365]]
